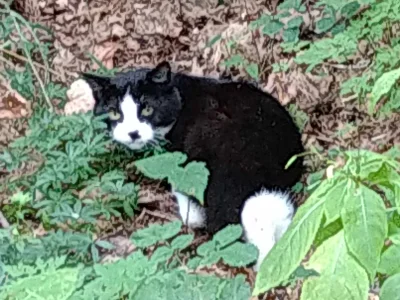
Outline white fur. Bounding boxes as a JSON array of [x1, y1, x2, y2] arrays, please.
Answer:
[[173, 191, 206, 228], [113, 92, 154, 149], [241, 189, 294, 271]]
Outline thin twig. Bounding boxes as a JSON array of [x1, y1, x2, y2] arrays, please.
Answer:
[[144, 209, 177, 221], [0, 48, 62, 78], [12, 19, 53, 111]]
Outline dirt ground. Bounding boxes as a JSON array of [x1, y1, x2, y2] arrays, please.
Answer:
[[1, 0, 398, 299]]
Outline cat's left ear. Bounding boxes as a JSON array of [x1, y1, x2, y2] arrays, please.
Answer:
[[147, 61, 171, 84], [81, 73, 112, 91]]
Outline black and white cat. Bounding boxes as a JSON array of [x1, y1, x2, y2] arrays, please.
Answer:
[[82, 61, 304, 270]]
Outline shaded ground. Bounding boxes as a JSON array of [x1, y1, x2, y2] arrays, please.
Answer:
[[1, 0, 399, 299]]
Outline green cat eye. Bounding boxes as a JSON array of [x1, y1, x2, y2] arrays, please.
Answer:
[[141, 106, 154, 117], [108, 110, 121, 121]]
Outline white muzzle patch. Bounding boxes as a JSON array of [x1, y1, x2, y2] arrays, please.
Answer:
[[112, 93, 154, 150]]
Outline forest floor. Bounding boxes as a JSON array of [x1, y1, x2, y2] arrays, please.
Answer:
[[1, 0, 398, 299]]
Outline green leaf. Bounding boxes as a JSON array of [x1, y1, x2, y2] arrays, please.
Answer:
[[213, 224, 243, 248], [253, 183, 326, 295], [245, 63, 259, 80], [341, 183, 387, 282], [95, 240, 116, 250], [378, 244, 400, 276], [301, 271, 368, 300], [262, 20, 284, 36], [197, 240, 217, 256], [322, 176, 350, 223], [134, 152, 210, 204], [380, 273, 400, 300], [187, 257, 202, 269], [314, 218, 343, 248], [91, 244, 100, 262], [150, 246, 175, 264], [207, 34, 222, 47], [282, 27, 299, 43], [303, 231, 369, 300], [370, 68, 400, 114], [222, 54, 245, 68], [340, 1, 360, 18], [219, 242, 258, 267], [287, 16, 304, 28], [315, 17, 336, 33], [3, 267, 80, 300], [171, 234, 194, 250], [131, 221, 183, 248]]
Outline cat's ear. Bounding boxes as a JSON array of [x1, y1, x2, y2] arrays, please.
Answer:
[[81, 73, 112, 91], [147, 61, 171, 84]]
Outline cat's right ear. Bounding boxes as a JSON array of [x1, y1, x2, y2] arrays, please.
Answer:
[[147, 61, 171, 84]]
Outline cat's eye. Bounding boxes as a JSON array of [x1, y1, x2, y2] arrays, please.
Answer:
[[108, 110, 121, 121], [141, 106, 154, 117]]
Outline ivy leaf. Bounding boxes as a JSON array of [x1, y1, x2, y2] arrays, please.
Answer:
[[197, 240, 217, 256], [150, 246, 175, 264], [287, 16, 303, 28], [282, 28, 299, 43], [340, 1, 360, 19], [171, 234, 194, 250], [315, 17, 336, 33], [370, 68, 400, 114], [3, 267, 80, 300], [218, 242, 258, 267], [245, 63, 259, 80], [380, 273, 400, 300], [187, 257, 202, 269], [253, 182, 326, 296], [341, 183, 387, 282], [134, 152, 210, 204], [262, 20, 284, 36], [377, 244, 400, 276], [131, 221, 182, 248], [221, 54, 245, 68], [213, 224, 243, 248]]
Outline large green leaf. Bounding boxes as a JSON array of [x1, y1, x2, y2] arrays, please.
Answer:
[[322, 175, 350, 223], [303, 232, 369, 300], [253, 183, 326, 295], [378, 244, 400, 276], [380, 273, 400, 300], [369, 68, 400, 114], [134, 152, 210, 204], [341, 182, 387, 282]]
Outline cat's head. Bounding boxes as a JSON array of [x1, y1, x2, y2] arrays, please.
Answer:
[[82, 62, 182, 150]]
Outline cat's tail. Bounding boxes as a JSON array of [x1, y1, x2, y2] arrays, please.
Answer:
[[240, 188, 295, 271]]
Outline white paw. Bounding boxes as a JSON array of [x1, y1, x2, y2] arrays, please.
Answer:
[[173, 191, 206, 229]]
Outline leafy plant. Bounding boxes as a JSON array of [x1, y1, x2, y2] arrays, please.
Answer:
[[1, 221, 257, 300], [253, 148, 400, 300], [134, 152, 210, 204]]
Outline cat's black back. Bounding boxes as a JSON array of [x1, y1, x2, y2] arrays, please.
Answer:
[[164, 74, 304, 233]]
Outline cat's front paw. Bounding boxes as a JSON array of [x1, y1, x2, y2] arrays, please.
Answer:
[[173, 191, 206, 229]]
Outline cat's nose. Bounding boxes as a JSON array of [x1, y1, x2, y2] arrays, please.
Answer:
[[128, 131, 141, 141]]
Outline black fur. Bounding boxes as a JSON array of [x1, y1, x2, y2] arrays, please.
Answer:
[[82, 62, 304, 234]]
